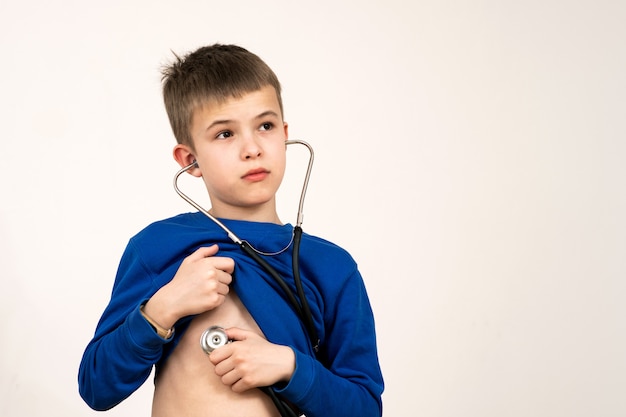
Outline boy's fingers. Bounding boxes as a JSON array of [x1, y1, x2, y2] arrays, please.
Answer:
[[190, 245, 219, 259], [225, 327, 253, 342], [189, 245, 235, 274], [212, 257, 235, 275]]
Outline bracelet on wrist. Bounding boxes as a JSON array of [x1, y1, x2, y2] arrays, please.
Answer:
[[140, 304, 174, 339]]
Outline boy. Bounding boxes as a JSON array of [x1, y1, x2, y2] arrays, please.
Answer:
[[78, 44, 384, 417]]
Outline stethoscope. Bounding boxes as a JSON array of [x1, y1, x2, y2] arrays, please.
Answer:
[[173, 140, 318, 417]]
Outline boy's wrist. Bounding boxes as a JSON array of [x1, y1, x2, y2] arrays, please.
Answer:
[[140, 304, 175, 339], [279, 346, 296, 383]]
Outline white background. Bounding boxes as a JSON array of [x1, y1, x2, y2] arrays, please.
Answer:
[[1, 1, 625, 416]]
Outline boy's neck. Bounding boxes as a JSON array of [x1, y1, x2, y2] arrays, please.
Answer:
[[208, 204, 282, 225]]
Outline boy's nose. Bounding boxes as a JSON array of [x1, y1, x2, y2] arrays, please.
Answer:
[[241, 135, 262, 159]]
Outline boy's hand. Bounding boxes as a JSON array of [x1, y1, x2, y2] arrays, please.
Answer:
[[209, 327, 296, 393], [144, 245, 234, 328]]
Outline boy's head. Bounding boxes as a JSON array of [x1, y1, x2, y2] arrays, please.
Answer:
[[161, 44, 283, 150]]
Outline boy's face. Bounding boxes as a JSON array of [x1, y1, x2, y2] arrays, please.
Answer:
[[174, 85, 288, 222]]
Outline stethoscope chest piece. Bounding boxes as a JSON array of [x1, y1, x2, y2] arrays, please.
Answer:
[[200, 326, 230, 354]]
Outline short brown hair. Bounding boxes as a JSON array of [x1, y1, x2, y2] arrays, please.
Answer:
[[161, 44, 283, 148]]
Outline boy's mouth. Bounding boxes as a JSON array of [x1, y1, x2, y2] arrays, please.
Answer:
[[242, 168, 269, 182]]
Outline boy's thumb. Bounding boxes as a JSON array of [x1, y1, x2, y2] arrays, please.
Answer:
[[192, 244, 219, 259], [225, 327, 249, 342]]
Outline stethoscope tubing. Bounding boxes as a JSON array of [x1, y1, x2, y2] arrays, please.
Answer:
[[173, 139, 320, 351], [174, 140, 318, 416]]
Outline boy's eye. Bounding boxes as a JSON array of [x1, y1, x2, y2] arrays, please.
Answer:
[[260, 122, 273, 131], [216, 131, 232, 139]]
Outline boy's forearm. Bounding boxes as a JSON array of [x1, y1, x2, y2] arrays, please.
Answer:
[[276, 349, 383, 417], [278, 269, 384, 417], [78, 306, 165, 410]]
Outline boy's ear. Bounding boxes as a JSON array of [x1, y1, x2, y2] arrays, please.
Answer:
[[173, 144, 202, 177]]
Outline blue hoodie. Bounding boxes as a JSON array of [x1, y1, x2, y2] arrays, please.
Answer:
[[78, 212, 383, 416]]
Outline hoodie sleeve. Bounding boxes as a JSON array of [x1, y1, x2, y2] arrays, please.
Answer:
[[78, 239, 171, 411], [275, 268, 384, 417]]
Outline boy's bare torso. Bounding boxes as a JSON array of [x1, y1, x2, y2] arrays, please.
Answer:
[[151, 292, 279, 417]]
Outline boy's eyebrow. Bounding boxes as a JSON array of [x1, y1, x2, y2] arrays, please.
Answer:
[[206, 119, 231, 130], [254, 110, 280, 120], [206, 110, 280, 130]]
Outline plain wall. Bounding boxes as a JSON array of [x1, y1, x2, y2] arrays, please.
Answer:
[[1, 1, 625, 416]]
